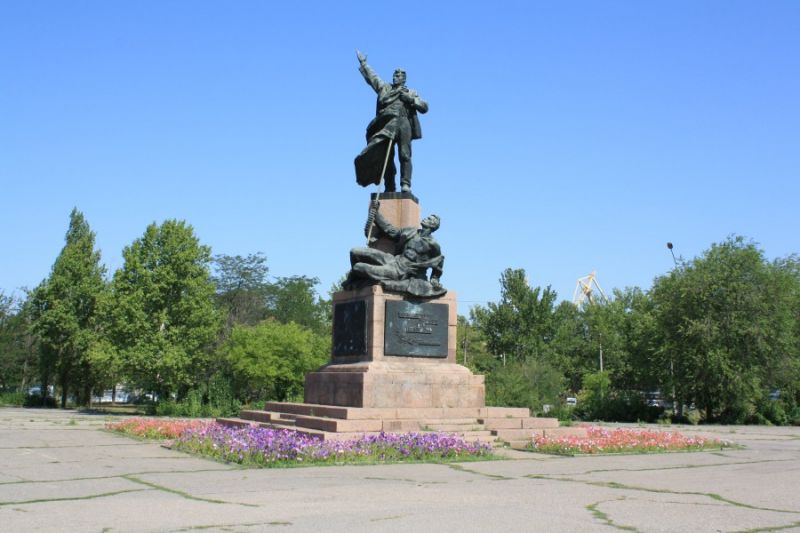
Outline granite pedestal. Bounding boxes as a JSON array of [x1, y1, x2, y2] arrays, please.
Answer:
[[304, 284, 485, 408]]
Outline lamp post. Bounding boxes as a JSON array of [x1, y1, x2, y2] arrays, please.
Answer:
[[666, 242, 678, 267], [666, 241, 679, 416]]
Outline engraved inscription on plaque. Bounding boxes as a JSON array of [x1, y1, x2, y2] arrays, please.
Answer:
[[384, 301, 448, 358], [332, 300, 367, 356]]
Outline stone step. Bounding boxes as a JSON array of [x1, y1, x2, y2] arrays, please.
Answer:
[[216, 417, 328, 439], [293, 415, 384, 433], [216, 417, 252, 428], [480, 417, 561, 430], [524, 417, 560, 429], [491, 428, 544, 442], [460, 430, 495, 438], [239, 410, 272, 423], [422, 423, 486, 432], [375, 417, 485, 432], [480, 418, 525, 430], [543, 427, 588, 438], [484, 407, 531, 418], [263, 402, 353, 419], [263, 402, 510, 421]]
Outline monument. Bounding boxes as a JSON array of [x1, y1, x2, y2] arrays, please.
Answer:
[[221, 52, 573, 446], [353, 50, 427, 194]]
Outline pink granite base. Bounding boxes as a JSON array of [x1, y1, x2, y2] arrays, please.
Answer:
[[308, 282, 485, 408], [331, 284, 458, 363], [304, 361, 485, 408]]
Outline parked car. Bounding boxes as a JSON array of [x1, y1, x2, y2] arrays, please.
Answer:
[[28, 385, 54, 396]]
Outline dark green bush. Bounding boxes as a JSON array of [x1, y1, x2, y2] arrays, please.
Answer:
[[0, 391, 26, 406], [151, 376, 241, 418], [23, 393, 57, 408]]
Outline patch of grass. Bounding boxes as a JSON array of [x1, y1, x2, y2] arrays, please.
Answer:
[[0, 391, 26, 406], [586, 499, 641, 532], [734, 522, 800, 533], [122, 475, 257, 507], [371, 515, 403, 522], [80, 404, 145, 416], [447, 463, 511, 480], [0, 489, 146, 507], [172, 521, 292, 531], [529, 474, 798, 515]]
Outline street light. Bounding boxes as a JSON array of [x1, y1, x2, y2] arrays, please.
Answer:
[[666, 242, 678, 267], [665, 241, 679, 416]]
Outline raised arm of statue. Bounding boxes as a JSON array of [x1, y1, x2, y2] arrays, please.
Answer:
[[356, 51, 384, 93], [373, 211, 401, 240]]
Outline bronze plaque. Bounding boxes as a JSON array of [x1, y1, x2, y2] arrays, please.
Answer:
[[384, 300, 448, 358], [332, 300, 367, 356]]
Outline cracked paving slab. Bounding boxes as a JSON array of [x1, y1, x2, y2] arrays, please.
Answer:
[[2, 408, 800, 532], [591, 494, 800, 533]]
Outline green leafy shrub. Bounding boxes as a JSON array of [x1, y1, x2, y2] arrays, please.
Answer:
[[485, 359, 563, 414], [151, 376, 241, 418], [574, 372, 663, 422], [23, 393, 57, 408], [0, 391, 26, 406]]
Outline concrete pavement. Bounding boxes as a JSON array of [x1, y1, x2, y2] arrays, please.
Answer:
[[1, 407, 798, 532]]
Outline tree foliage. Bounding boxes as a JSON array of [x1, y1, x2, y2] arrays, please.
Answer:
[[0, 293, 38, 392], [29, 209, 107, 406], [223, 320, 329, 402], [650, 236, 800, 422], [471, 268, 558, 363], [265, 275, 330, 335], [17, 208, 800, 425], [108, 220, 220, 398], [471, 239, 800, 424], [213, 253, 270, 329]]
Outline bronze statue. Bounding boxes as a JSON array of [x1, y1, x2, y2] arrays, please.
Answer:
[[344, 201, 445, 297], [354, 51, 428, 193]]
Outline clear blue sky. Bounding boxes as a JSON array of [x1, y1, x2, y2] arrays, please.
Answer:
[[2, 1, 798, 311]]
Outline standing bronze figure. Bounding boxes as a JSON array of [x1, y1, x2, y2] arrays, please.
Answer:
[[354, 51, 428, 193]]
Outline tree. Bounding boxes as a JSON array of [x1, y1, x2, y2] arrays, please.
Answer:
[[29, 209, 107, 407], [650, 236, 799, 422], [471, 268, 558, 364], [576, 287, 657, 394], [108, 220, 220, 398], [0, 292, 38, 392], [265, 275, 330, 335], [456, 314, 492, 372], [212, 253, 270, 330], [485, 359, 564, 414], [223, 320, 329, 402]]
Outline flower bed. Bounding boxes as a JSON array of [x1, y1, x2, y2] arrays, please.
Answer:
[[529, 425, 734, 455], [173, 423, 494, 467], [106, 417, 208, 440]]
